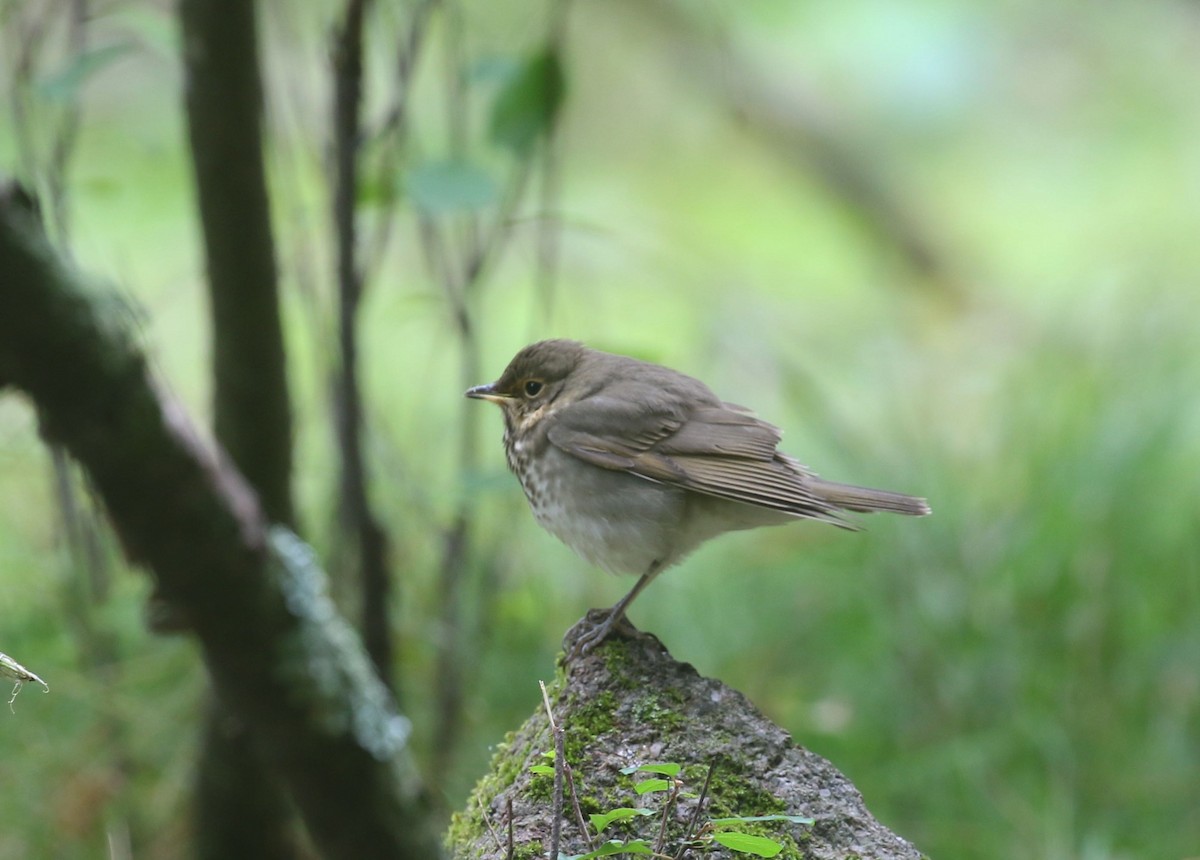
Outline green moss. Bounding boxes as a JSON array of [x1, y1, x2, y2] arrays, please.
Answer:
[[576, 793, 605, 816], [526, 770, 554, 802], [701, 760, 787, 820], [631, 691, 685, 731], [598, 638, 641, 689], [445, 729, 541, 853], [562, 690, 617, 762], [443, 806, 481, 855]]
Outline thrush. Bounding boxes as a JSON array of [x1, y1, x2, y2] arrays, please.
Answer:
[[467, 339, 930, 656]]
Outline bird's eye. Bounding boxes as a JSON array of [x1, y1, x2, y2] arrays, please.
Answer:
[[523, 379, 544, 397]]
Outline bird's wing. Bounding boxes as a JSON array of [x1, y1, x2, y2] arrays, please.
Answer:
[[547, 398, 849, 523], [544, 395, 687, 478]]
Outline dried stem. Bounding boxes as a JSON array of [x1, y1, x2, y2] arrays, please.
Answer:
[[673, 758, 718, 860], [477, 794, 505, 851], [540, 681, 565, 860], [565, 761, 597, 853], [655, 777, 681, 855], [506, 796, 515, 860]]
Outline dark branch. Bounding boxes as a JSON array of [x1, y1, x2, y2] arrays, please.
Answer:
[[331, 0, 395, 688], [179, 0, 299, 850], [180, 0, 294, 525], [0, 192, 440, 860]]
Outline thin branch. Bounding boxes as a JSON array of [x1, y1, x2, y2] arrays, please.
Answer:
[[565, 763, 597, 854], [477, 794, 505, 852], [540, 681, 565, 860], [673, 758, 717, 860], [654, 777, 681, 855], [533, 0, 571, 323], [506, 796, 515, 860], [360, 0, 437, 284], [331, 0, 395, 689]]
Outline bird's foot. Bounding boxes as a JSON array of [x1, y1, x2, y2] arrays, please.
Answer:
[[563, 608, 637, 661]]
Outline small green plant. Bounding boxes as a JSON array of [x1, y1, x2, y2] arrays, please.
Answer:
[[530, 758, 813, 859]]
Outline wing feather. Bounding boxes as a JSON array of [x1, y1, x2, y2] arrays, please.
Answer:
[[547, 398, 851, 524]]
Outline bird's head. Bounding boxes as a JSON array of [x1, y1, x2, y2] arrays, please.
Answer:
[[466, 339, 587, 429]]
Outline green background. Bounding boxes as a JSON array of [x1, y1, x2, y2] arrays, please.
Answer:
[[1, 1, 1197, 857]]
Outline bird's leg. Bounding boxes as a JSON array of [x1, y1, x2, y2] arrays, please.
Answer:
[[568, 562, 662, 659]]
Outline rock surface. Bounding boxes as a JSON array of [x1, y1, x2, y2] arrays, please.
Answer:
[[448, 612, 926, 859]]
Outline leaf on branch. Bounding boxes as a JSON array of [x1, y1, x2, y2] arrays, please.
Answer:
[[38, 44, 136, 103], [489, 46, 565, 155], [587, 807, 654, 833], [709, 815, 814, 825], [633, 778, 671, 795], [560, 838, 654, 859], [711, 831, 784, 857], [406, 160, 499, 214], [619, 762, 682, 777]]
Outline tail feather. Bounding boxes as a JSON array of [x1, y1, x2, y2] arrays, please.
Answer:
[[808, 478, 931, 517]]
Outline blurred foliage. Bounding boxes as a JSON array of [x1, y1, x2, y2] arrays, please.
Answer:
[[2, 1, 1198, 859]]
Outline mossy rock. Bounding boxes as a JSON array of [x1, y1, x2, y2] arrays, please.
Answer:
[[447, 612, 925, 859]]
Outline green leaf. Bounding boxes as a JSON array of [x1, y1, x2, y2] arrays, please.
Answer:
[[469, 54, 519, 84], [488, 46, 565, 154], [595, 840, 653, 856], [712, 831, 784, 857], [39, 44, 135, 103], [529, 764, 556, 775], [588, 807, 654, 833], [560, 839, 654, 859], [356, 174, 396, 208], [618, 762, 682, 777], [709, 815, 814, 825], [406, 160, 498, 215], [633, 778, 670, 795]]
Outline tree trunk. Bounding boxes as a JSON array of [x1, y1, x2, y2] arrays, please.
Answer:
[[178, 0, 298, 853]]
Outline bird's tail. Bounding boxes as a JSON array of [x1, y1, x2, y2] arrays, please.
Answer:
[[808, 478, 931, 517]]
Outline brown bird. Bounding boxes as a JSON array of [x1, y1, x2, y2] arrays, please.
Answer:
[[467, 339, 929, 656]]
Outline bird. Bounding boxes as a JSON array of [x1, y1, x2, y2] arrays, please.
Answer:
[[467, 339, 929, 657]]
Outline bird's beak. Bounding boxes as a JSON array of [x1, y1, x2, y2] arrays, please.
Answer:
[[465, 382, 512, 404]]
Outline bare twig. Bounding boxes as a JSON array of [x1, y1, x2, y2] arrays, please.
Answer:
[[8, 4, 132, 850], [655, 776, 681, 855], [477, 794, 505, 851], [533, 0, 571, 323], [45, 0, 87, 244], [360, 0, 437, 283], [506, 796, 515, 860], [565, 760, 596, 853], [5, 2, 54, 185], [540, 681, 565, 860], [423, 4, 487, 763], [425, 0, 569, 782], [674, 758, 718, 860]]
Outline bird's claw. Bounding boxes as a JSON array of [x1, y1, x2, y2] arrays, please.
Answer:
[[563, 608, 635, 661]]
